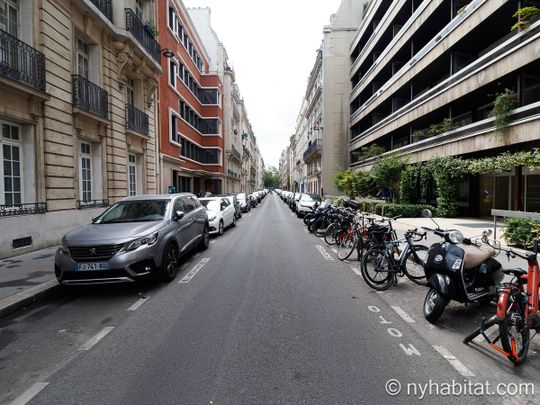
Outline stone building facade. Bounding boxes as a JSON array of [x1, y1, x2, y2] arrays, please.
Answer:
[[0, 0, 161, 258]]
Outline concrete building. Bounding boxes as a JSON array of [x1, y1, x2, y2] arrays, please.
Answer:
[[279, 146, 291, 189], [349, 0, 540, 215], [286, 0, 365, 196], [0, 0, 161, 258], [158, 0, 224, 196], [188, 7, 261, 194]]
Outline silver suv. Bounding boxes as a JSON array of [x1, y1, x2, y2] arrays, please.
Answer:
[[54, 194, 209, 285]]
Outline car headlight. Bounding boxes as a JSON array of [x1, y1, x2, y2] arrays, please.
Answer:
[[448, 231, 464, 244], [208, 216, 216, 221], [60, 239, 69, 254], [125, 232, 159, 251]]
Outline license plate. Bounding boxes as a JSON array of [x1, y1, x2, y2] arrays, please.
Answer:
[[76, 262, 110, 271]]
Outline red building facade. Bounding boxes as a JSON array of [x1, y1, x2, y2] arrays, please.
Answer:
[[158, 0, 224, 195]]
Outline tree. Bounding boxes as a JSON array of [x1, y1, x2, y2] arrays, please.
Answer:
[[372, 153, 408, 202], [263, 170, 279, 188]]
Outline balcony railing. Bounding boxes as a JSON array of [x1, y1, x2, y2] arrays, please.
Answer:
[[0, 29, 45, 92], [303, 140, 322, 162], [72, 75, 109, 119], [125, 9, 161, 63], [228, 169, 240, 178], [227, 145, 242, 162], [126, 104, 149, 136], [77, 199, 109, 209], [243, 146, 251, 159], [90, 0, 113, 22], [0, 202, 46, 217]]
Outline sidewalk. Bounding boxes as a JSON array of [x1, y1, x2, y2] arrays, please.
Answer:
[[0, 246, 59, 317]]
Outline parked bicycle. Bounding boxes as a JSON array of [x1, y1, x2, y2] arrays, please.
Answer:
[[361, 228, 428, 290], [464, 239, 539, 365]]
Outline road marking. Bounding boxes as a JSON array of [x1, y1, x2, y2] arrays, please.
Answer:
[[179, 258, 210, 284], [332, 248, 337, 254], [432, 345, 475, 377], [127, 296, 149, 311], [11, 382, 49, 405], [391, 306, 416, 323], [210, 240, 215, 245], [472, 325, 498, 343], [315, 245, 334, 261], [79, 326, 115, 351], [350, 266, 362, 276]]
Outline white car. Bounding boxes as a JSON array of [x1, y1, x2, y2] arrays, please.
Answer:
[[296, 193, 322, 217], [199, 197, 236, 235]]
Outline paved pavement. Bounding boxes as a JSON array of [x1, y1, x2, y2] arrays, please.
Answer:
[[0, 210, 522, 319]]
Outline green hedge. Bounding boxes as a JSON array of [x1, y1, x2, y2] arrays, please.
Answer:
[[358, 202, 436, 218], [502, 218, 540, 248]]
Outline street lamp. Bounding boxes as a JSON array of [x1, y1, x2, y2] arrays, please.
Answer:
[[162, 48, 175, 58]]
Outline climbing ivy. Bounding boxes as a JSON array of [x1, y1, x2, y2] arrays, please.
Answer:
[[492, 89, 517, 134]]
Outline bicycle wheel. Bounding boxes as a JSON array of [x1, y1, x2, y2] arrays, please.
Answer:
[[336, 231, 357, 261], [499, 293, 530, 366], [404, 245, 428, 285], [324, 223, 339, 245], [361, 248, 394, 291], [314, 218, 329, 237]]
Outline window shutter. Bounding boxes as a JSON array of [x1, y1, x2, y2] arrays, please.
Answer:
[[19, 0, 33, 45], [89, 45, 100, 85]]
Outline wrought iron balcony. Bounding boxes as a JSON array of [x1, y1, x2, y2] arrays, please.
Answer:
[[126, 104, 149, 136], [72, 75, 109, 119], [77, 199, 109, 209], [0, 202, 47, 217], [243, 146, 251, 159], [227, 169, 239, 178], [0, 29, 45, 92], [90, 0, 113, 22], [226, 145, 242, 162], [125, 9, 161, 63], [303, 140, 322, 162]]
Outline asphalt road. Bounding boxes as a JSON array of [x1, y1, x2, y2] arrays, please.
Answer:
[[1, 194, 536, 404]]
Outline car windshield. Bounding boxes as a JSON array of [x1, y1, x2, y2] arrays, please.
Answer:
[[97, 200, 168, 224], [301, 194, 320, 202], [201, 200, 220, 211]]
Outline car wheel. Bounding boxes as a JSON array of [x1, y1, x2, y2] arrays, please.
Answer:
[[161, 243, 179, 282], [199, 225, 209, 250], [232, 215, 237, 227], [218, 220, 224, 235]]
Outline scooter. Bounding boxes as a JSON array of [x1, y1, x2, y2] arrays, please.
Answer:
[[421, 210, 504, 323]]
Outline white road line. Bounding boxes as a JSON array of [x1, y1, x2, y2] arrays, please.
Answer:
[[11, 382, 49, 405], [350, 266, 362, 276], [179, 258, 210, 284], [315, 245, 334, 261], [472, 325, 499, 343], [432, 345, 475, 377], [127, 296, 149, 312], [391, 306, 416, 323], [332, 248, 337, 254], [210, 240, 215, 245], [79, 326, 115, 351]]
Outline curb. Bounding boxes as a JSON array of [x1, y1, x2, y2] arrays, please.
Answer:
[[0, 280, 60, 318]]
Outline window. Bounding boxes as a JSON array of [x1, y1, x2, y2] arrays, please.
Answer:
[[169, 60, 176, 87], [174, 197, 187, 213], [127, 78, 135, 106], [135, 0, 143, 20], [128, 154, 137, 196], [170, 114, 179, 143], [0, 0, 18, 36], [168, 7, 175, 30], [76, 38, 89, 79], [180, 137, 220, 165], [1, 123, 21, 206], [178, 98, 220, 135], [79, 142, 92, 202]]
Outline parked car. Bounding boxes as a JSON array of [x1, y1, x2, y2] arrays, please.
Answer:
[[290, 192, 301, 212], [296, 193, 322, 217], [236, 193, 251, 213], [249, 194, 258, 208], [199, 197, 236, 235], [54, 194, 209, 285], [224, 194, 242, 219]]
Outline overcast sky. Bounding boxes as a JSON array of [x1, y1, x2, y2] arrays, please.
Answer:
[[183, 0, 343, 168]]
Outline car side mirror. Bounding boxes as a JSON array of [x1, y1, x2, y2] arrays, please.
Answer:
[[173, 210, 185, 221]]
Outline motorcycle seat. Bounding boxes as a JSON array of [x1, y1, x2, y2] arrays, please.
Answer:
[[502, 268, 527, 277], [463, 245, 496, 269]]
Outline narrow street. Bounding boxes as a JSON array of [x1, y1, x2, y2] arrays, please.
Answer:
[[3, 194, 537, 404]]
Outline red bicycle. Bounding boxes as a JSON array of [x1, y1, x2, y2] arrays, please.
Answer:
[[464, 239, 539, 365]]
